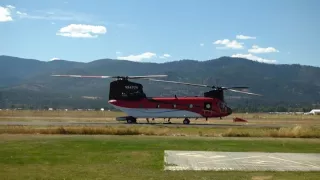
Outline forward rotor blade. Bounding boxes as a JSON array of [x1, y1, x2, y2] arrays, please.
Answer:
[[51, 75, 112, 78], [51, 74, 168, 79], [146, 78, 212, 88], [228, 89, 262, 96]]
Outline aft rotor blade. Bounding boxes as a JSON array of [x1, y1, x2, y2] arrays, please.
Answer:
[[222, 86, 249, 90], [228, 89, 262, 96], [127, 75, 168, 79], [146, 78, 212, 88]]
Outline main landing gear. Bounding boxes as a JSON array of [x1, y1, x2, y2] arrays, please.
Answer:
[[126, 116, 137, 124], [125, 117, 191, 125], [183, 118, 190, 125]]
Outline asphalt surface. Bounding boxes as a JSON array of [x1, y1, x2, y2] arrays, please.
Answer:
[[164, 150, 320, 171], [0, 121, 294, 128]]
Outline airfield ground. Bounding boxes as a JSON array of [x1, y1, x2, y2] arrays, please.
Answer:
[[0, 110, 319, 179], [1, 110, 319, 126], [0, 110, 319, 138], [1, 135, 320, 180]]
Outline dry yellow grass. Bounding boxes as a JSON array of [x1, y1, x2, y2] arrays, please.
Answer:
[[0, 126, 170, 136], [1, 110, 319, 138], [221, 125, 320, 138], [1, 125, 319, 138], [1, 110, 320, 127]]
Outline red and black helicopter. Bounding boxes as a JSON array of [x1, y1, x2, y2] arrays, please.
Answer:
[[52, 74, 261, 124]]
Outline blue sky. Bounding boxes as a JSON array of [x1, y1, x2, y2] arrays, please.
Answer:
[[1, 0, 319, 66]]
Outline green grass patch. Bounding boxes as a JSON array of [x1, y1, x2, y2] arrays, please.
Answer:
[[0, 135, 320, 180]]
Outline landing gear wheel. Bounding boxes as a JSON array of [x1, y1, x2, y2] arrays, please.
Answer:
[[183, 118, 190, 125], [126, 117, 137, 124]]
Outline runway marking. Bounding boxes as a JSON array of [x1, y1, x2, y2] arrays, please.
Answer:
[[198, 156, 263, 164], [268, 156, 320, 168], [164, 150, 320, 171], [208, 155, 226, 159], [176, 152, 226, 158]]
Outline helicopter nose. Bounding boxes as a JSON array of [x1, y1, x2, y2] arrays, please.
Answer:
[[108, 99, 117, 104]]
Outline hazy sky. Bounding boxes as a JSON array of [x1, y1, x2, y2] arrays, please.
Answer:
[[1, 0, 319, 66]]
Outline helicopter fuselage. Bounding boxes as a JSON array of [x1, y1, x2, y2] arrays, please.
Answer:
[[51, 74, 259, 124], [107, 79, 232, 122], [108, 96, 232, 118]]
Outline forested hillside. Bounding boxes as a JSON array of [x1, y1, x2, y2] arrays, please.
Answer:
[[1, 55, 319, 112]]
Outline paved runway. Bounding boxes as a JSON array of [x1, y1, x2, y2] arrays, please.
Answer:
[[0, 121, 293, 128], [164, 150, 320, 171]]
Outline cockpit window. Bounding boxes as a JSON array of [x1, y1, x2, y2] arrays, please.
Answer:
[[217, 102, 227, 112]]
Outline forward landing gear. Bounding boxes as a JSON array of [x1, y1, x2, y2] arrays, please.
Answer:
[[183, 118, 190, 125], [164, 118, 171, 124]]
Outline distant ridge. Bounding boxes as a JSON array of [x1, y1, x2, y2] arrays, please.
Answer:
[[2, 55, 318, 67], [0, 55, 319, 111]]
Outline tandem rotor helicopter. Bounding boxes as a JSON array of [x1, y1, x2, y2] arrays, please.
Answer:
[[52, 74, 262, 124]]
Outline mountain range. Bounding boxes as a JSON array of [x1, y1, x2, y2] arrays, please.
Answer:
[[0, 55, 319, 112]]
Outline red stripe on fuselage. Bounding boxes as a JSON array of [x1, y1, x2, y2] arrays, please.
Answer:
[[108, 97, 230, 117]]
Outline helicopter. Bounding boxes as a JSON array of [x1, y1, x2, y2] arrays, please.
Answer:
[[51, 74, 261, 124]]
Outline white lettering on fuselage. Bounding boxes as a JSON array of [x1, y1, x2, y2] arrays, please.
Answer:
[[125, 86, 139, 90]]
